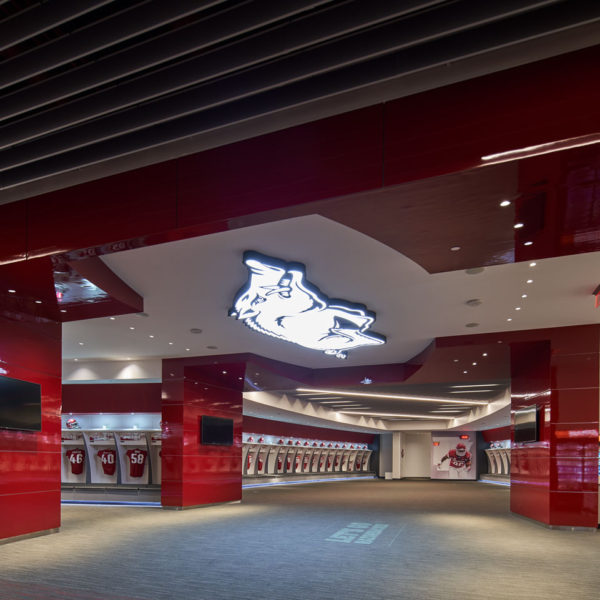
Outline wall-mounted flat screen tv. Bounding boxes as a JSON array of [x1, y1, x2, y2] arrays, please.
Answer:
[[0, 375, 42, 432], [514, 404, 538, 443], [201, 416, 233, 446]]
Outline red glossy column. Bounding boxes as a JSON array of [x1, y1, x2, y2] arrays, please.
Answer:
[[510, 326, 600, 527], [161, 358, 243, 508], [0, 310, 62, 541]]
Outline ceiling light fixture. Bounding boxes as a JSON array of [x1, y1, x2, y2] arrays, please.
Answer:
[[507, 318, 512, 322], [338, 411, 453, 420], [527, 279, 533, 284], [8, 289, 15, 293], [524, 241, 533, 246], [481, 133, 600, 164], [229, 251, 386, 359], [295, 388, 487, 406], [450, 246, 461, 251], [499, 200, 511, 207], [129, 326, 135, 330], [515, 307, 521, 311], [482, 353, 488, 357], [521, 294, 528, 298], [451, 384, 500, 388], [513, 223, 524, 229], [529, 262, 536, 267]]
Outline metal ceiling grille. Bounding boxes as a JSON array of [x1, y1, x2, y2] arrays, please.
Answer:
[[1, 0, 599, 199]]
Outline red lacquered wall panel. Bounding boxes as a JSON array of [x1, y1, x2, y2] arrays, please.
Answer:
[[510, 327, 600, 528], [177, 106, 383, 229], [243, 415, 375, 444], [510, 341, 551, 524], [0, 308, 61, 541], [481, 426, 511, 442], [62, 383, 162, 413], [161, 358, 243, 508]]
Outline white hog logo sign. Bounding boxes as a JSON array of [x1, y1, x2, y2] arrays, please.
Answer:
[[229, 251, 386, 359]]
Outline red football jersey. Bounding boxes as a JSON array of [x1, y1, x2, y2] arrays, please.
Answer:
[[66, 448, 85, 475], [126, 448, 148, 477], [97, 448, 117, 476]]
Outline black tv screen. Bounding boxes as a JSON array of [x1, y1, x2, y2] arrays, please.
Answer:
[[0, 375, 42, 432], [514, 405, 538, 443], [201, 416, 233, 446]]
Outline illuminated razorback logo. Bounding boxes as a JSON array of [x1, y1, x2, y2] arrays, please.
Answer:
[[229, 251, 386, 359]]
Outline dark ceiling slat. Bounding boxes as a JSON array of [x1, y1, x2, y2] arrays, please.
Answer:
[[0, 0, 448, 147], [0, 0, 584, 168], [0, 0, 114, 52], [0, 0, 229, 90], [3, 2, 597, 188], [0, 0, 339, 122]]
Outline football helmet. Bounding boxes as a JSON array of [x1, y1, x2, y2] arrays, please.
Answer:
[[456, 443, 467, 456]]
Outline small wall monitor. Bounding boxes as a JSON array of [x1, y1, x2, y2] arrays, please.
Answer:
[[514, 405, 539, 443], [0, 375, 42, 432], [201, 416, 234, 446]]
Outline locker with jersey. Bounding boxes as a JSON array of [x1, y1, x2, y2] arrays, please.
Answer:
[[97, 448, 117, 476], [66, 448, 86, 475], [126, 448, 148, 477]]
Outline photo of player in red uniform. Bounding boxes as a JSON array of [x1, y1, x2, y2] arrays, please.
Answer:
[[437, 442, 472, 479]]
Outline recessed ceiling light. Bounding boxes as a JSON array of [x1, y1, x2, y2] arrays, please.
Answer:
[[60, 309, 67, 313], [521, 294, 528, 298], [529, 262, 536, 267], [450, 246, 461, 252], [482, 353, 488, 357], [74, 358, 78, 362], [515, 307, 521, 311], [190, 328, 203, 334], [463, 370, 468, 374], [8, 289, 16, 293], [149, 335, 154, 338], [186, 348, 190, 351], [168, 342, 173, 345], [109, 317, 115, 320], [472, 362, 477, 366], [465, 323, 479, 328], [507, 318, 512, 322], [453, 359, 459, 363], [527, 279, 533, 284], [513, 223, 524, 229], [206, 345, 218, 349], [524, 241, 533, 246], [78, 342, 84, 345], [129, 326, 135, 330], [222, 370, 227, 374], [500, 200, 511, 207], [35, 300, 42, 304]]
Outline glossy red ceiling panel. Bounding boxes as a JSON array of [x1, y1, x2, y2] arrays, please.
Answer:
[[26, 161, 178, 259], [384, 45, 600, 187], [177, 106, 384, 229]]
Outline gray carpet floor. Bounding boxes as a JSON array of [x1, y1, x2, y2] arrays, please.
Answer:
[[0, 480, 598, 600]]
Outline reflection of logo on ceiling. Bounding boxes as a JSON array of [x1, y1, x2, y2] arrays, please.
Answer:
[[228, 251, 386, 359]]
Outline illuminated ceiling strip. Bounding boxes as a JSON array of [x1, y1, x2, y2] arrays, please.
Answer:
[[337, 411, 453, 420], [295, 387, 487, 406], [448, 390, 493, 394], [480, 133, 600, 164], [450, 384, 501, 388]]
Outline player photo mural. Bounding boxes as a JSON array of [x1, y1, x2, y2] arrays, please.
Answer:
[[229, 251, 386, 359], [431, 434, 476, 480]]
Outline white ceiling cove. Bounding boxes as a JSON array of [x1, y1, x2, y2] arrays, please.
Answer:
[[63, 214, 600, 369]]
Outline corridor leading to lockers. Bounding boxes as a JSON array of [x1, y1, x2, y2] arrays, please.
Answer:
[[0, 479, 598, 600]]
